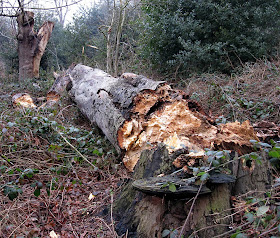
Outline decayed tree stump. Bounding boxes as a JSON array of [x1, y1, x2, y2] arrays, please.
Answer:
[[17, 11, 54, 80], [114, 145, 271, 238]]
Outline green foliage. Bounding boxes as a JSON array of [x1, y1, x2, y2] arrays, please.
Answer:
[[267, 140, 280, 169], [140, 0, 280, 75], [3, 183, 23, 201], [161, 181, 177, 192], [0, 105, 117, 201], [36, 7, 104, 71]]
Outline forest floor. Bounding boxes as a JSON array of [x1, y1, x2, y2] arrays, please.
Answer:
[[0, 59, 279, 237]]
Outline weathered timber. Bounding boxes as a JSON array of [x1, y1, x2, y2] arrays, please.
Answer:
[[47, 65, 271, 237], [114, 145, 234, 237], [64, 64, 259, 172], [231, 151, 271, 196], [132, 176, 211, 196], [114, 145, 272, 237], [17, 11, 54, 80]]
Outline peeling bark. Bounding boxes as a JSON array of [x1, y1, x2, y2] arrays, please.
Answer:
[[66, 64, 259, 171]]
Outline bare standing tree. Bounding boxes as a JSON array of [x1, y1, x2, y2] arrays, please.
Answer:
[[0, 0, 81, 80], [113, 0, 127, 76], [52, 0, 76, 26], [0, 0, 54, 80], [100, 0, 130, 76]]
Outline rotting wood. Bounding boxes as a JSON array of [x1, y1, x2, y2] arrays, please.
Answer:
[[13, 64, 260, 172], [64, 64, 259, 171], [11, 64, 275, 237], [114, 144, 235, 237], [12, 93, 37, 108]]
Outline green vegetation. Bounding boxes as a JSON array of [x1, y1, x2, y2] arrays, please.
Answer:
[[0, 0, 280, 237], [140, 0, 280, 75], [0, 77, 120, 236]]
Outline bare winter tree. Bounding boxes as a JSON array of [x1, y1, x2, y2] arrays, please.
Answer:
[[0, 0, 54, 79], [0, 0, 81, 80], [100, 0, 130, 76], [52, 0, 76, 26]]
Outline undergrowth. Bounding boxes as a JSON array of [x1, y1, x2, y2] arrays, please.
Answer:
[[0, 58, 279, 237], [0, 76, 126, 237], [179, 59, 280, 123]]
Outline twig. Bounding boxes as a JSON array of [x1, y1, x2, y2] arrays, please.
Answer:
[[179, 182, 203, 237], [259, 226, 279, 237], [8, 211, 35, 238], [110, 192, 118, 238], [70, 223, 79, 238], [212, 222, 251, 238], [56, 130, 97, 169], [190, 223, 231, 237], [95, 217, 115, 235]]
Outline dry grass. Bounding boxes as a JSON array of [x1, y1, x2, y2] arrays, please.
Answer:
[[184, 59, 280, 123]]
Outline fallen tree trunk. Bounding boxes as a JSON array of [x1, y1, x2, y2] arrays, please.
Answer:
[[65, 64, 258, 172], [61, 65, 272, 237], [13, 64, 273, 237]]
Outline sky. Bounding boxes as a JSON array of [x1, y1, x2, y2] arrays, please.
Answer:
[[1, 0, 95, 24]]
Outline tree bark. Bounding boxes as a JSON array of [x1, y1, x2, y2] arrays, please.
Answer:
[[67, 64, 259, 172], [17, 11, 54, 80]]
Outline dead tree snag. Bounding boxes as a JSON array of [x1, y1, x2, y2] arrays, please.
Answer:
[[17, 11, 54, 80]]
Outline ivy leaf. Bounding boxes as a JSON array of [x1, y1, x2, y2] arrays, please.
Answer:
[[269, 150, 280, 158], [259, 142, 272, 148], [207, 156, 214, 163], [235, 233, 248, 238], [197, 171, 205, 177], [249, 139, 258, 144], [256, 205, 269, 217], [244, 212, 254, 223], [200, 172, 209, 181], [193, 167, 199, 175], [212, 160, 220, 167], [4, 185, 22, 201], [162, 229, 170, 237], [170, 229, 179, 238], [169, 183, 176, 192], [34, 188, 41, 197]]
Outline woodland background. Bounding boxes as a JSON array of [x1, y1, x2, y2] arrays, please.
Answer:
[[0, 0, 280, 237]]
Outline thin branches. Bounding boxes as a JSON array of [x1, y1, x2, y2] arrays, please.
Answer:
[[0, 0, 82, 17]]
